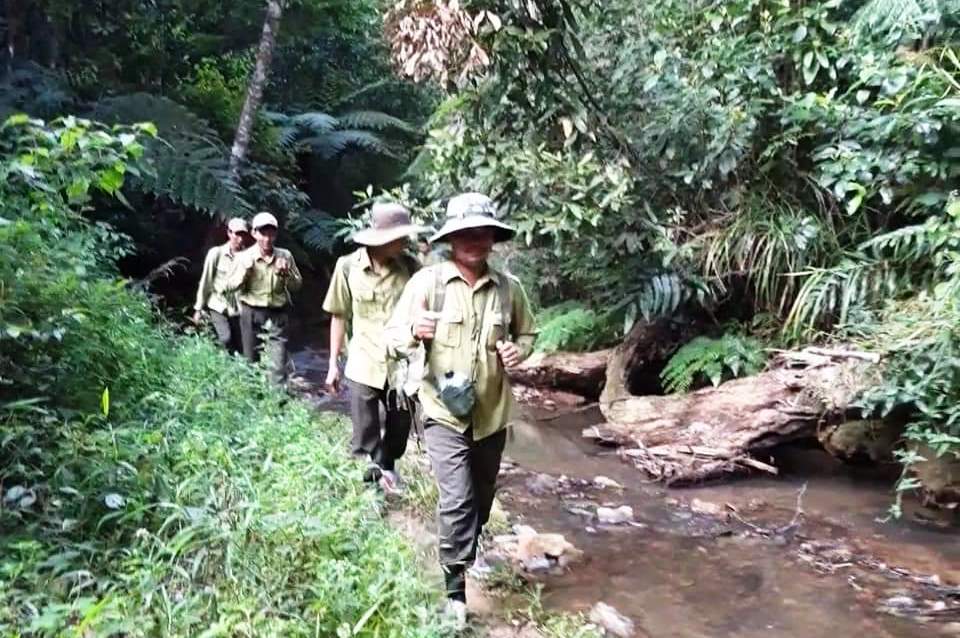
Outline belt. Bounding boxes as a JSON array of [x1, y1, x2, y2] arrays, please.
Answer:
[[240, 302, 289, 312]]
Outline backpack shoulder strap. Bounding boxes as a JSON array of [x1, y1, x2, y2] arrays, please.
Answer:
[[493, 270, 514, 339], [429, 265, 446, 313]]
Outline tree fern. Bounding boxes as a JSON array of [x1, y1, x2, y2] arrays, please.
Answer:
[[267, 109, 417, 159], [660, 334, 766, 394], [91, 94, 251, 217], [286, 208, 353, 252]]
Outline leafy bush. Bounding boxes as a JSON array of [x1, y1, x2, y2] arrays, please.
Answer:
[[660, 334, 767, 394], [0, 116, 440, 635], [534, 303, 620, 353]]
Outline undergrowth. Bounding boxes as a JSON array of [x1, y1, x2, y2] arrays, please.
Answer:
[[0, 116, 442, 636]]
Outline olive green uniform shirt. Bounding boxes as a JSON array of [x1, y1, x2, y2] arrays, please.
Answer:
[[224, 246, 302, 308], [194, 243, 241, 316], [385, 261, 536, 440], [322, 248, 415, 390]]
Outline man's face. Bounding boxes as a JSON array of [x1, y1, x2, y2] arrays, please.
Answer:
[[253, 225, 277, 252], [449, 227, 495, 268], [378, 238, 407, 259], [228, 229, 249, 251]]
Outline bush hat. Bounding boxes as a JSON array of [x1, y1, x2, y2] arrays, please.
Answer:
[[351, 202, 428, 246], [429, 193, 515, 243]]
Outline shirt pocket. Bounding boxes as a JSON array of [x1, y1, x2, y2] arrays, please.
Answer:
[[353, 286, 378, 318], [436, 307, 463, 348], [485, 313, 506, 351]]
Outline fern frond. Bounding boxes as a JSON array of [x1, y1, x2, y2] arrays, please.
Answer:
[[92, 93, 221, 144], [337, 110, 419, 136], [660, 334, 765, 394], [301, 130, 397, 160], [90, 94, 251, 217], [286, 209, 353, 252]]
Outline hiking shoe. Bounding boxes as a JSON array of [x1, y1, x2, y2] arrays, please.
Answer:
[[467, 552, 495, 580], [363, 463, 382, 484], [378, 469, 405, 496], [440, 599, 468, 632]]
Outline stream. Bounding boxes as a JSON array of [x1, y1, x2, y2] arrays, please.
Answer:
[[290, 345, 960, 637]]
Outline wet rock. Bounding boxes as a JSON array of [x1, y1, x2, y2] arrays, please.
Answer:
[[818, 419, 902, 464], [593, 475, 624, 489], [597, 505, 634, 525], [526, 473, 560, 495], [910, 443, 960, 507], [508, 525, 584, 572], [589, 602, 635, 637], [690, 498, 725, 517], [883, 595, 916, 609]]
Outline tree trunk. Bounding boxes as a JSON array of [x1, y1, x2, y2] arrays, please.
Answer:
[[229, 0, 283, 181], [600, 316, 705, 413], [589, 350, 878, 485], [508, 349, 611, 398]]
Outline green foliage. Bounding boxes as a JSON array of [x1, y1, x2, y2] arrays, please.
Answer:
[[92, 93, 252, 217], [534, 303, 619, 353], [0, 116, 441, 635], [660, 334, 766, 394]]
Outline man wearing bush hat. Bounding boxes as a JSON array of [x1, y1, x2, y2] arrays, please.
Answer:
[[225, 211, 302, 385], [322, 202, 426, 493], [385, 192, 536, 625], [192, 217, 250, 354]]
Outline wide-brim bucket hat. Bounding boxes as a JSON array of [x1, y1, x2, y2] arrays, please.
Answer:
[[429, 192, 515, 243], [351, 202, 428, 246]]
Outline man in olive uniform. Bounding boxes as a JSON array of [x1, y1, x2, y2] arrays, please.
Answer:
[[225, 211, 302, 384], [323, 203, 426, 493], [385, 193, 536, 625], [192, 217, 250, 353]]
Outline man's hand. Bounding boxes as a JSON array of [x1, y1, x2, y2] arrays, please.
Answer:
[[275, 257, 291, 276], [191, 309, 204, 324], [325, 365, 342, 395], [414, 295, 439, 341], [496, 340, 522, 368]]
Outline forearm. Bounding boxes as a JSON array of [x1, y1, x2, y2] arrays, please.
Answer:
[[328, 315, 347, 363]]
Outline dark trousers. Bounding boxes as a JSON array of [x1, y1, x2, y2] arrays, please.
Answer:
[[348, 379, 411, 472], [423, 421, 507, 601], [239, 303, 289, 385], [209, 310, 241, 354]]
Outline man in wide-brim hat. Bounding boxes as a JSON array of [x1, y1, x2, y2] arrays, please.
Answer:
[[385, 192, 536, 628], [322, 202, 427, 493]]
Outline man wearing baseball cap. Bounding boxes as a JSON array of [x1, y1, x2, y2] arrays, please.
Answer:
[[385, 193, 536, 626], [225, 211, 302, 384], [322, 202, 426, 493], [192, 217, 250, 354]]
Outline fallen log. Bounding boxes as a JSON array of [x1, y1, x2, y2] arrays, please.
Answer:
[[591, 349, 880, 484], [508, 349, 611, 398]]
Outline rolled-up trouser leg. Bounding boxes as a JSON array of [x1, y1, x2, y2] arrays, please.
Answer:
[[348, 380, 382, 462]]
